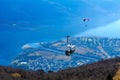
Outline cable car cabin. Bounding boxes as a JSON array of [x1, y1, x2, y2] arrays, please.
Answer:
[[65, 36, 76, 56], [65, 49, 75, 56], [65, 44, 76, 56]]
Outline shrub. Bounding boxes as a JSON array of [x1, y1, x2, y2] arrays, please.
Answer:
[[11, 72, 21, 78]]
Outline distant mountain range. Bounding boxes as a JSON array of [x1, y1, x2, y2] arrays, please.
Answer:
[[11, 37, 120, 72]]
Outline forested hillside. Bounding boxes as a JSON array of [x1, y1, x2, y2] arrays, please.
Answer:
[[1, 57, 120, 80]]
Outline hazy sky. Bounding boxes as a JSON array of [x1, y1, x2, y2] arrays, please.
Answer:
[[1, 0, 120, 35], [77, 19, 120, 38], [0, 0, 120, 65]]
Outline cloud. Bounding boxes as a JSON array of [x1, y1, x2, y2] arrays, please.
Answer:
[[81, 0, 107, 13], [10, 21, 56, 31], [42, 0, 71, 15], [104, 0, 114, 2], [76, 19, 120, 38], [111, 12, 120, 16]]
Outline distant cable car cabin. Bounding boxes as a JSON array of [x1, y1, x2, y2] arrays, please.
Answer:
[[65, 36, 76, 56]]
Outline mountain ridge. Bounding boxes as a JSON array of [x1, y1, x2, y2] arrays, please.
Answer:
[[1, 57, 120, 80]]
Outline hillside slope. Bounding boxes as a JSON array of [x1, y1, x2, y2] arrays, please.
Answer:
[[1, 57, 120, 80]]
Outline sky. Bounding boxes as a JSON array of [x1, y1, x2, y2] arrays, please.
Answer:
[[76, 19, 120, 38], [0, 0, 120, 65]]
